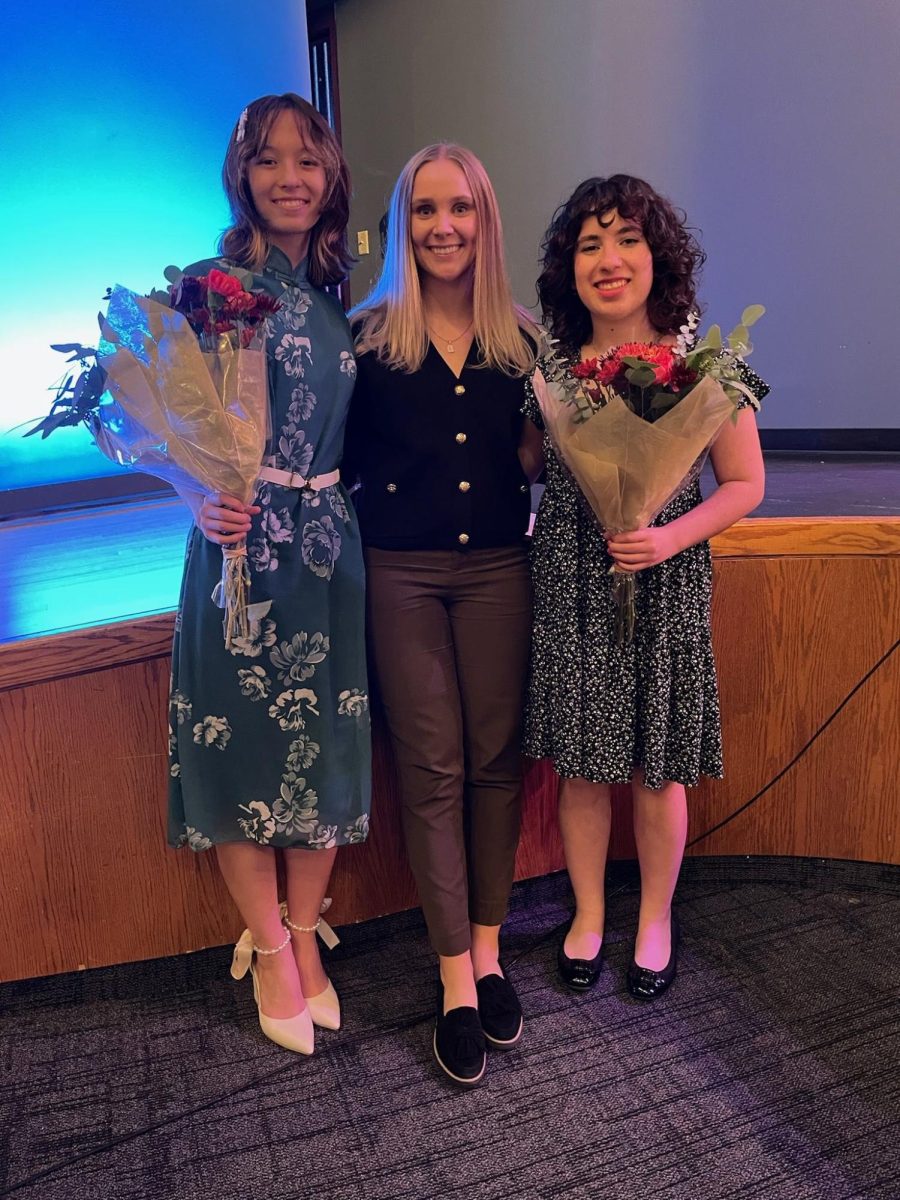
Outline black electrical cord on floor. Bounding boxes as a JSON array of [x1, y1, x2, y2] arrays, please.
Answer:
[[686, 636, 899, 848]]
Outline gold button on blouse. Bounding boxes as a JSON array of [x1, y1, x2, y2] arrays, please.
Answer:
[[458, 481, 471, 492], [458, 533, 470, 545], [455, 432, 467, 444], [520, 484, 529, 493], [454, 384, 466, 396], [386, 483, 398, 493]]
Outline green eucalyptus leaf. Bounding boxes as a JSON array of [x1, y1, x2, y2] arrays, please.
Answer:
[[626, 367, 657, 388], [741, 304, 765, 326], [728, 324, 749, 350], [163, 265, 184, 284], [705, 324, 722, 350]]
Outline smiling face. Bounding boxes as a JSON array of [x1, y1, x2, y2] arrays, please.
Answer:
[[409, 158, 478, 287], [573, 210, 655, 336], [247, 108, 327, 264]]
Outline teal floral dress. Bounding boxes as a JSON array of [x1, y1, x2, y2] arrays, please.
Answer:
[[168, 247, 371, 851]]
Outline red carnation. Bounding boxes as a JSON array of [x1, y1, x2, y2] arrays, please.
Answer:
[[207, 268, 244, 299]]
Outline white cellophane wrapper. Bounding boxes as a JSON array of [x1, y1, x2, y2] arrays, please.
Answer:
[[95, 285, 270, 648]]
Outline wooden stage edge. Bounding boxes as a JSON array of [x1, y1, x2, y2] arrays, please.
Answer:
[[1, 514, 899, 982]]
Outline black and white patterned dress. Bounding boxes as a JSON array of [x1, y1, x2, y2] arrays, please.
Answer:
[[522, 353, 765, 789]]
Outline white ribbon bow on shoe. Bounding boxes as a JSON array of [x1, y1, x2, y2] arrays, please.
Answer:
[[230, 927, 254, 981]]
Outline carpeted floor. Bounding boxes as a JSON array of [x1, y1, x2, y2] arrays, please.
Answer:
[[2, 858, 899, 1200]]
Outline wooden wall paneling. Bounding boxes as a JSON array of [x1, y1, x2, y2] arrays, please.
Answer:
[[0, 661, 240, 980], [2, 517, 899, 982], [0, 615, 175, 692], [690, 555, 899, 861]]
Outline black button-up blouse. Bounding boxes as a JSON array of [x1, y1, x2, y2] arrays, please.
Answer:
[[343, 342, 533, 551]]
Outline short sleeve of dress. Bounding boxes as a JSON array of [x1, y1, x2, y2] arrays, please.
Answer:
[[735, 359, 769, 411], [522, 369, 545, 430]]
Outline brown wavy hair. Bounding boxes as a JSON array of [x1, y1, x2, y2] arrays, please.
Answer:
[[219, 93, 352, 286], [537, 175, 705, 350]]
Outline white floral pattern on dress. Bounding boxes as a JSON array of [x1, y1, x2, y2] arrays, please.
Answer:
[[268, 688, 320, 731], [286, 734, 321, 770], [337, 688, 369, 717], [339, 350, 356, 378], [278, 429, 314, 477], [270, 632, 330, 685], [301, 517, 341, 580], [343, 813, 369, 844], [171, 690, 192, 724], [287, 383, 317, 422], [228, 602, 277, 658], [272, 775, 320, 837], [238, 800, 276, 844], [309, 824, 339, 849], [281, 289, 312, 331], [193, 715, 232, 750], [184, 826, 213, 851], [249, 488, 296, 574], [237, 666, 272, 700], [328, 487, 351, 524], [274, 333, 312, 379]]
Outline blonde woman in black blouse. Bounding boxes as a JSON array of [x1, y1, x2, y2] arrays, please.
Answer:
[[346, 143, 542, 1087]]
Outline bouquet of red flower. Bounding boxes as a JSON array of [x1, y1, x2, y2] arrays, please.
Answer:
[[167, 266, 280, 348], [29, 266, 281, 649], [532, 307, 766, 643]]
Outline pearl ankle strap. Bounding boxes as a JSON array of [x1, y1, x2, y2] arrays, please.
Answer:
[[230, 924, 290, 980], [253, 926, 292, 955], [284, 915, 320, 934], [281, 899, 341, 950]]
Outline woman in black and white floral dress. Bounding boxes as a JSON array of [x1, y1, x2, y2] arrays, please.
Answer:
[[524, 175, 766, 999]]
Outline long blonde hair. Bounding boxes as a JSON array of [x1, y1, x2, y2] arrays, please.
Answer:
[[351, 143, 538, 375], [219, 93, 352, 286]]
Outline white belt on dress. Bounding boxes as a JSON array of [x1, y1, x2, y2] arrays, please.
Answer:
[[258, 465, 340, 491]]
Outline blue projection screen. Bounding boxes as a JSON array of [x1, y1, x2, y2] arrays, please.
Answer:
[[0, 1, 311, 498]]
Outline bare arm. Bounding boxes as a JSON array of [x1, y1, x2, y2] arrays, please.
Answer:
[[518, 417, 545, 484], [606, 406, 765, 572]]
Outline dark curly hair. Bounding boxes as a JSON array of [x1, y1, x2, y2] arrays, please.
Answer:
[[537, 174, 706, 350]]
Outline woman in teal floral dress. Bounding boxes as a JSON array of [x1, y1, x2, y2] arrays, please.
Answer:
[[168, 94, 370, 1054]]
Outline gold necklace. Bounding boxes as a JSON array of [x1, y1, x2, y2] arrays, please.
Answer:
[[429, 317, 474, 354]]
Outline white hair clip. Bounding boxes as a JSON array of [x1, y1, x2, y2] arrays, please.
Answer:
[[235, 107, 248, 143]]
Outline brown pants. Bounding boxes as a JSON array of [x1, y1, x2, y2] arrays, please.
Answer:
[[365, 546, 532, 956]]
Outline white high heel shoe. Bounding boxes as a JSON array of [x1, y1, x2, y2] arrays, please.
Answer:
[[282, 899, 342, 1031], [231, 926, 315, 1055]]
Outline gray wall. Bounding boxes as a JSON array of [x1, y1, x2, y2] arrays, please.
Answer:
[[335, 0, 900, 430]]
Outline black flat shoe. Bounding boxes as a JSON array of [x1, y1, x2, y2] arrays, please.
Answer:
[[434, 987, 486, 1087], [627, 914, 680, 1001], [476, 973, 523, 1049], [557, 926, 603, 991]]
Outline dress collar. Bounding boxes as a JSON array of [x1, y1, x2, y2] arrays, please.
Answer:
[[264, 245, 309, 286]]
